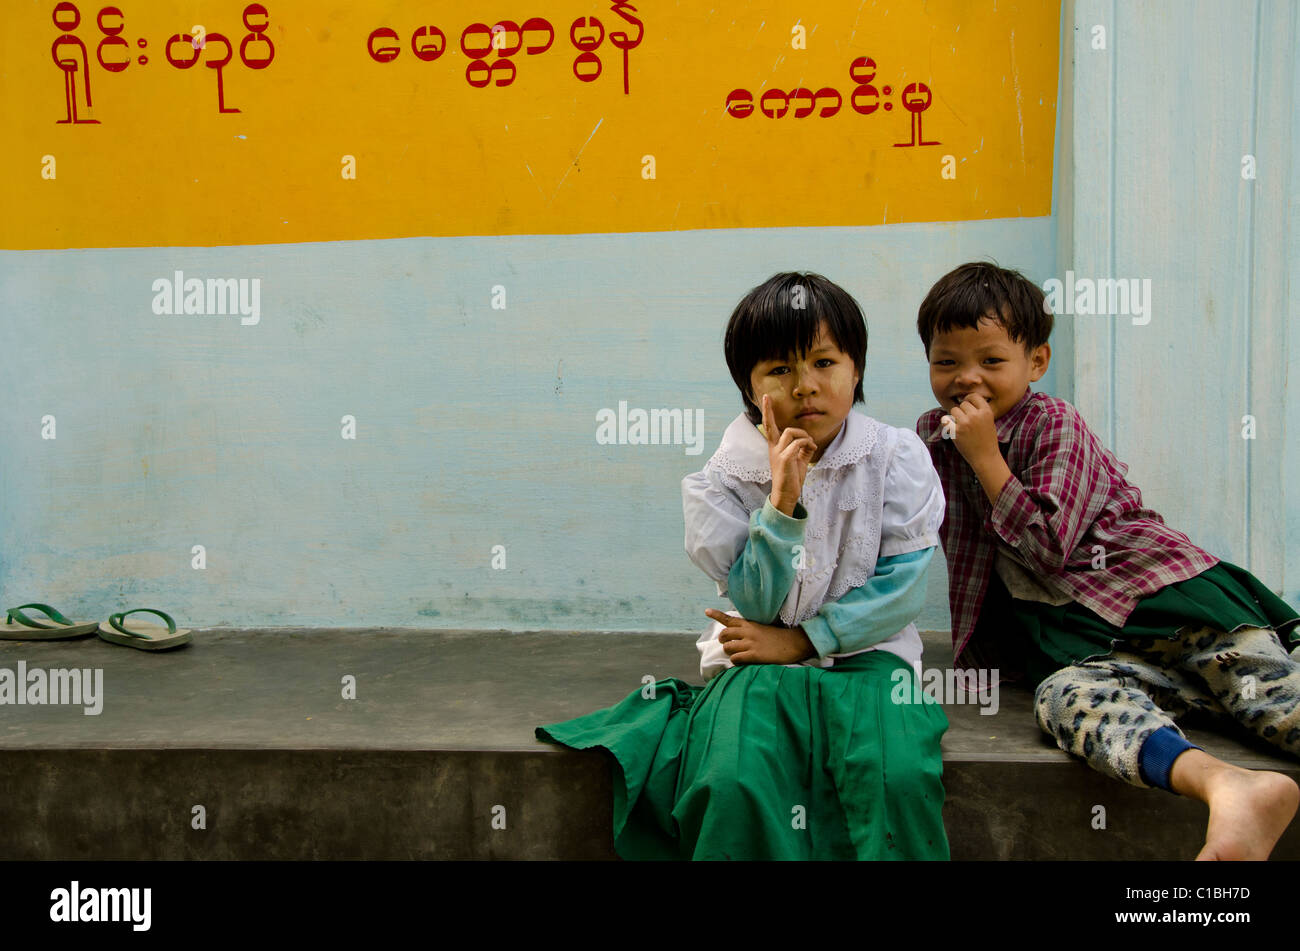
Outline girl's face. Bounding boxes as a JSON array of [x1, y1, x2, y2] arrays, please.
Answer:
[[748, 322, 861, 464]]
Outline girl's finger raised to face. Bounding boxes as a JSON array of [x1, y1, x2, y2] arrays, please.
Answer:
[[762, 394, 778, 444]]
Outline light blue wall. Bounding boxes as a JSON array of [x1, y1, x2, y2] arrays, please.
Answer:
[[0, 216, 1059, 632], [53, 0, 1300, 637], [1064, 0, 1299, 603]]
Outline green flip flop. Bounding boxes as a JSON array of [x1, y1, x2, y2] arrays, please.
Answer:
[[2, 603, 100, 640], [97, 608, 192, 651]]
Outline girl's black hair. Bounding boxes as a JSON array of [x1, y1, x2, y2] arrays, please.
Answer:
[[724, 272, 867, 425], [916, 261, 1053, 356]]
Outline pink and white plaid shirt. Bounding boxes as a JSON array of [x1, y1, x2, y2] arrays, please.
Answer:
[[916, 388, 1218, 666]]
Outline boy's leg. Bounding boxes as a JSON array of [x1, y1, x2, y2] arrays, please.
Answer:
[[1126, 626, 1300, 859], [1033, 651, 1194, 788], [1035, 645, 1298, 859], [1172, 624, 1300, 755]]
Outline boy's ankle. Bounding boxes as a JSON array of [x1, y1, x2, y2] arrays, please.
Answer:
[[1167, 748, 1233, 802]]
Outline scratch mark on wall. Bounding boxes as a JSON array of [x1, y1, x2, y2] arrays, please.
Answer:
[[549, 117, 605, 204], [524, 162, 546, 200], [1009, 29, 1026, 169]]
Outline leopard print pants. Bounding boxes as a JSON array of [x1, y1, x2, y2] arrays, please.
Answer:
[[1034, 625, 1300, 788]]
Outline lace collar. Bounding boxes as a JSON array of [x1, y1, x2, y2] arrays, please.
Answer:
[[705, 411, 881, 484]]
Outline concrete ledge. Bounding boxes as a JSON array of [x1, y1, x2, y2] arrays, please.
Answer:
[[0, 749, 614, 860], [1, 629, 1297, 859]]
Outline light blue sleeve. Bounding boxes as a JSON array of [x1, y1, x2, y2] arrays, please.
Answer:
[[725, 497, 810, 624], [799, 547, 936, 657], [723, 428, 941, 654]]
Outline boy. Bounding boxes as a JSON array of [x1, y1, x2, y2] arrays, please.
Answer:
[[915, 261, 1300, 860]]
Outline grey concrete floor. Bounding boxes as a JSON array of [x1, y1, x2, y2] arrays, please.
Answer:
[[0, 628, 1294, 774]]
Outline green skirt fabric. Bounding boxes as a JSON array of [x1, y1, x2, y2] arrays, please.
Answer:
[[981, 560, 1300, 686], [536, 649, 949, 860]]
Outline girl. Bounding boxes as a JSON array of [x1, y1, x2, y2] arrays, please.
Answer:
[[536, 272, 950, 860]]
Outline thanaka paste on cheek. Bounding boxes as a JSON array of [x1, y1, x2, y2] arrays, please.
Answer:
[[751, 361, 859, 449], [820, 362, 858, 399]]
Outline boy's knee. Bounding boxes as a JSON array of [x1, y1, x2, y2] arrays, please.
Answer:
[[1034, 668, 1084, 710], [1033, 673, 1059, 703]]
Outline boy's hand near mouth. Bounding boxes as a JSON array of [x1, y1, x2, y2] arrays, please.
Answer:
[[942, 393, 1013, 505]]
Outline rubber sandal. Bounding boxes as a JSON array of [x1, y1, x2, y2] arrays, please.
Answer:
[[97, 608, 192, 651], [2, 603, 100, 640]]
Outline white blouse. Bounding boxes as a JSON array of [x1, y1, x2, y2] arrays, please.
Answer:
[[682, 411, 945, 679]]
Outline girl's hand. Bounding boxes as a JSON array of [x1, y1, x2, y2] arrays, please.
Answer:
[[704, 608, 817, 664], [762, 394, 817, 513]]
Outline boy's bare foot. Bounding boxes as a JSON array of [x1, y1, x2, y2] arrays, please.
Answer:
[[1171, 750, 1299, 860]]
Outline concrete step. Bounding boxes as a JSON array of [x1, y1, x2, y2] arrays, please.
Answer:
[[1, 629, 1297, 859]]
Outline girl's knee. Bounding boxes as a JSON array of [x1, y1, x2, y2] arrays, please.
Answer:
[[883, 752, 944, 803]]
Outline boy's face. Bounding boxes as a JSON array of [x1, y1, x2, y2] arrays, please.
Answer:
[[748, 322, 861, 458], [927, 314, 1050, 419]]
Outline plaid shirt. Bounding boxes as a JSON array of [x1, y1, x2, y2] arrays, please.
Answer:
[[916, 388, 1218, 666]]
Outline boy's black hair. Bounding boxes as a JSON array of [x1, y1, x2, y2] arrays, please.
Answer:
[[916, 261, 1053, 356], [724, 272, 867, 426]]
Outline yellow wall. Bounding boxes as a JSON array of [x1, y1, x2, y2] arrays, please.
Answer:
[[6, 0, 1059, 249]]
